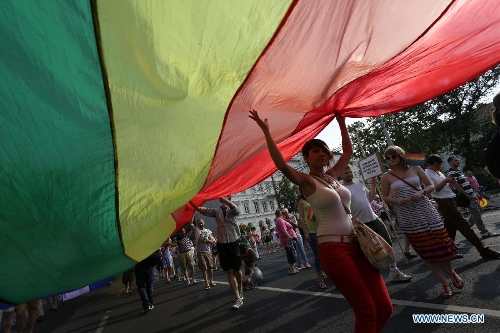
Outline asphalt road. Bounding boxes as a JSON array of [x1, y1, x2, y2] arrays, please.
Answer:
[[33, 201, 500, 333]]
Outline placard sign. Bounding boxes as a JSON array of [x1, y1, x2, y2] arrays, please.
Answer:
[[358, 152, 385, 180]]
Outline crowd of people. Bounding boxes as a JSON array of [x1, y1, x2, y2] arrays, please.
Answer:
[[3, 96, 499, 333], [247, 92, 500, 333]]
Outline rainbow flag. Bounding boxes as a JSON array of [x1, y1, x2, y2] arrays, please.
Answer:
[[3, 0, 500, 304], [406, 153, 426, 167]]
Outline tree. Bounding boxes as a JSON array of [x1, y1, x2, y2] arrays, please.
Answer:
[[276, 176, 299, 213], [348, 66, 500, 189]]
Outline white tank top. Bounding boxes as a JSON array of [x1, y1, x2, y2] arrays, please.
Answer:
[[305, 177, 354, 237]]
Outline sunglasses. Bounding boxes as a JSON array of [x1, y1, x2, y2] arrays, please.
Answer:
[[385, 154, 399, 161]]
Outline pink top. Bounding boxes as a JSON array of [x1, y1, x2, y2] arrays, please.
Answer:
[[466, 175, 479, 191], [275, 217, 297, 248]]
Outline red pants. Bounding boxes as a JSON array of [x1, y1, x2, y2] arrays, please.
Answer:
[[319, 242, 392, 333]]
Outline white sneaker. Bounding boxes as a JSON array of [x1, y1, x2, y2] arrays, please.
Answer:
[[192, 279, 199, 285], [389, 268, 412, 282], [289, 267, 299, 275], [148, 305, 154, 310], [481, 231, 500, 238], [232, 298, 244, 309]]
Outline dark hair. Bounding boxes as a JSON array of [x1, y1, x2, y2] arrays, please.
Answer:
[[426, 154, 443, 165], [275, 210, 281, 217], [493, 107, 500, 126], [301, 139, 333, 159], [447, 155, 458, 163], [492, 92, 500, 125]]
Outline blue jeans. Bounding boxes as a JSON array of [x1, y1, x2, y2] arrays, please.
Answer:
[[295, 235, 309, 266], [468, 200, 489, 233], [308, 233, 322, 273], [135, 267, 154, 310]]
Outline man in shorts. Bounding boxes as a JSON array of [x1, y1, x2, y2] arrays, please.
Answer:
[[195, 219, 216, 290], [176, 225, 198, 286], [192, 197, 243, 309]]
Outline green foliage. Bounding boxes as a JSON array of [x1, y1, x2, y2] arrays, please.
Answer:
[[348, 65, 500, 182], [276, 176, 299, 213]]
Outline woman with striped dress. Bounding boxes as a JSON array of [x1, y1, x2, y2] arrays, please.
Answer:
[[381, 146, 462, 298]]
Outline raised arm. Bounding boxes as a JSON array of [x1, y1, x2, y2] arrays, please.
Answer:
[[219, 197, 236, 209], [326, 115, 353, 178], [249, 110, 313, 190], [368, 177, 377, 202]]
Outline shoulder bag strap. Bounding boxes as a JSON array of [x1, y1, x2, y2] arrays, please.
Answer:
[[310, 174, 351, 215], [388, 171, 420, 191], [389, 171, 435, 201]]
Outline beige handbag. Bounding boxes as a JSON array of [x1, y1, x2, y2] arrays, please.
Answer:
[[350, 216, 395, 270]]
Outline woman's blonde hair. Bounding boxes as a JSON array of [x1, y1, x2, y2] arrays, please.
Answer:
[[384, 146, 408, 169]]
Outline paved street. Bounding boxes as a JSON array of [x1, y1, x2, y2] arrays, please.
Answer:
[[33, 202, 500, 333]]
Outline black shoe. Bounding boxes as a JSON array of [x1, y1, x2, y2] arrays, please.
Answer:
[[453, 253, 464, 260], [480, 248, 500, 259]]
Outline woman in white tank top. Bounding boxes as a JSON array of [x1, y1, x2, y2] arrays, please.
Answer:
[[250, 110, 392, 333]]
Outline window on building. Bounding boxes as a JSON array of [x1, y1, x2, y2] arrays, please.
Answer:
[[258, 183, 263, 192], [252, 187, 257, 193], [253, 201, 260, 213], [261, 201, 268, 212], [269, 200, 275, 211], [243, 201, 250, 214]]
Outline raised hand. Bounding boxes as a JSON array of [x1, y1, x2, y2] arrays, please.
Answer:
[[335, 113, 346, 126], [249, 110, 269, 132]]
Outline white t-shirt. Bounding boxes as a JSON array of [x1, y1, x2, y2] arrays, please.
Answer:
[[424, 168, 455, 199], [343, 182, 378, 223], [196, 228, 213, 253]]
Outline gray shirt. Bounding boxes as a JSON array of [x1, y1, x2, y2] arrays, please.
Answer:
[[198, 206, 240, 243]]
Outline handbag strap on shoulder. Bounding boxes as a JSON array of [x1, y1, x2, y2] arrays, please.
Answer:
[[310, 174, 351, 215], [388, 171, 423, 192]]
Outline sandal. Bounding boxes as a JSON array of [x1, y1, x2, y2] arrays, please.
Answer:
[[205, 285, 211, 290], [448, 271, 464, 289], [210, 283, 217, 287], [440, 284, 453, 298], [318, 281, 327, 289]]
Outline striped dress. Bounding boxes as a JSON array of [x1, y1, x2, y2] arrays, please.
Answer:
[[390, 175, 456, 263]]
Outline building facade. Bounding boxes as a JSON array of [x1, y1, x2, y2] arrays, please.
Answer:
[[196, 152, 365, 234]]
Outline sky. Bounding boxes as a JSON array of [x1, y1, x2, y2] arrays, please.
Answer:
[[315, 117, 366, 151]]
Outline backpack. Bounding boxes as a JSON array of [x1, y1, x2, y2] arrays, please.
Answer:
[[486, 127, 500, 178]]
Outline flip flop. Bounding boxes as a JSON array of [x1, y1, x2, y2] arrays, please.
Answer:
[[210, 283, 217, 287]]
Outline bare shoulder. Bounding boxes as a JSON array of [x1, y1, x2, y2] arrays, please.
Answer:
[[299, 173, 318, 197], [410, 165, 424, 175], [380, 172, 390, 181]]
